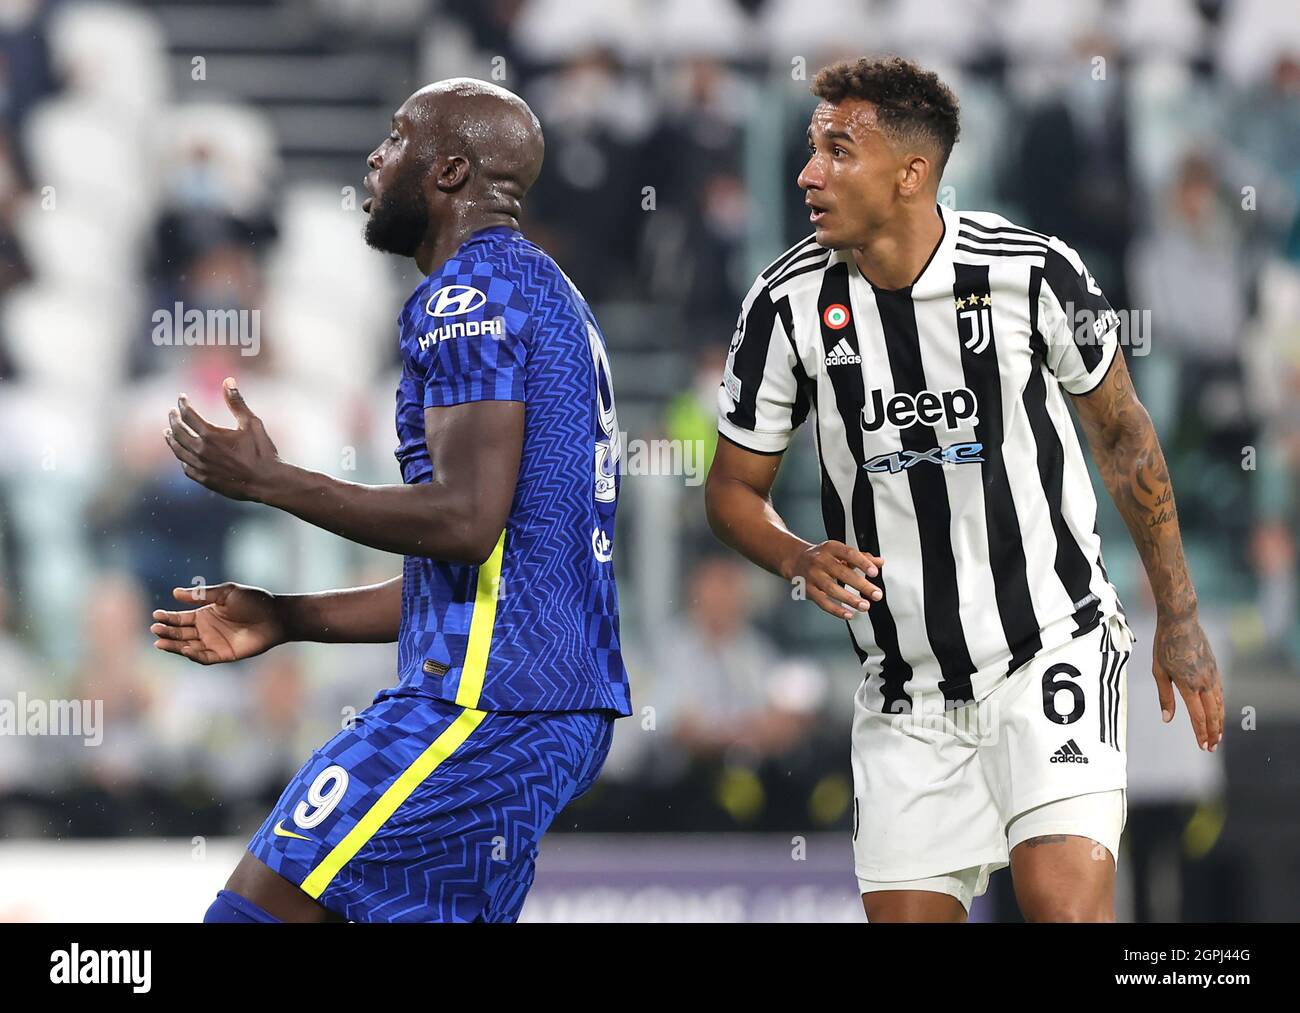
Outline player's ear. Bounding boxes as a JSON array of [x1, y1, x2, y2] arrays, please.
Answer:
[[898, 153, 931, 198], [435, 154, 472, 192]]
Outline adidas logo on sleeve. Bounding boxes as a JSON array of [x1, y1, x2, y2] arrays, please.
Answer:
[[1050, 739, 1089, 764]]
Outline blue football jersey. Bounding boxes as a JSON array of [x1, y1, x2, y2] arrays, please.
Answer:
[[389, 225, 631, 715]]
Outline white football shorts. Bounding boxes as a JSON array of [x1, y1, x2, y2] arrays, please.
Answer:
[[851, 612, 1133, 910]]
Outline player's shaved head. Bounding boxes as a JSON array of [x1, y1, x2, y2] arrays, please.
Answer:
[[403, 78, 545, 208], [363, 78, 545, 268]]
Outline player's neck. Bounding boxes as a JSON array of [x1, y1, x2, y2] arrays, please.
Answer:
[[415, 211, 520, 275], [850, 201, 943, 292]]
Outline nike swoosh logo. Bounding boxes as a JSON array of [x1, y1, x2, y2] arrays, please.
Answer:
[[273, 820, 311, 841]]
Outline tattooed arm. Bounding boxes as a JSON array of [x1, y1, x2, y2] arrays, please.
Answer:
[[1072, 350, 1224, 751]]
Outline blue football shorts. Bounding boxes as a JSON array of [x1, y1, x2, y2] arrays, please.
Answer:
[[246, 692, 614, 922]]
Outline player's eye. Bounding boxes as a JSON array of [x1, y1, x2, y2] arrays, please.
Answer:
[[833, 145, 846, 157]]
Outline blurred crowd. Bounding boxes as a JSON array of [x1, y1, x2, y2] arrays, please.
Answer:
[[0, 0, 1296, 888]]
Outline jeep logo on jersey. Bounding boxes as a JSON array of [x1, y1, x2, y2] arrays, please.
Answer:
[[860, 387, 979, 433], [425, 285, 487, 318]]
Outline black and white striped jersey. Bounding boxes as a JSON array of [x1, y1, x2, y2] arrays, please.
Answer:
[[718, 203, 1127, 714]]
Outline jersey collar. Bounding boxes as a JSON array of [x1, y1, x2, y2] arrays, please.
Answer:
[[463, 224, 520, 247], [842, 202, 956, 297], [912, 202, 957, 295]]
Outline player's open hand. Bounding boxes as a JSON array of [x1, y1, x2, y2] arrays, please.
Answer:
[[1152, 614, 1224, 752], [151, 582, 288, 665], [785, 539, 885, 621], [165, 377, 282, 502]]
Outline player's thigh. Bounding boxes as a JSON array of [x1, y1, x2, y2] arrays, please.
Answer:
[[862, 892, 967, 923], [852, 683, 1008, 893], [990, 615, 1131, 833], [1008, 790, 1124, 922], [248, 696, 612, 922], [475, 709, 615, 923], [860, 885, 969, 923], [244, 694, 492, 921]]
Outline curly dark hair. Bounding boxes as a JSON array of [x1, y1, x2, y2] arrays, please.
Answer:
[[812, 56, 961, 173]]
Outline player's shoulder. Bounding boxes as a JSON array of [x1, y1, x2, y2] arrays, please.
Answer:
[[416, 229, 557, 318], [957, 211, 1109, 313], [954, 208, 1085, 268], [434, 228, 526, 283], [467, 228, 581, 306], [954, 207, 1043, 234], [745, 233, 834, 305]]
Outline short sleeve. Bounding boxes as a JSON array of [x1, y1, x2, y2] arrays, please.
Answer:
[[717, 277, 810, 454], [1037, 239, 1122, 395], [417, 265, 533, 408]]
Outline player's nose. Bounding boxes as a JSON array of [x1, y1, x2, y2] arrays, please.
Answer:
[[797, 158, 823, 190], [366, 149, 382, 171]]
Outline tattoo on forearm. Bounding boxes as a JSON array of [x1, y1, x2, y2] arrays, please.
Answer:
[[1077, 355, 1222, 711], [1081, 358, 1196, 621]]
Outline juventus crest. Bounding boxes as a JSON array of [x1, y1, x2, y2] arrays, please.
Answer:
[[956, 293, 993, 354]]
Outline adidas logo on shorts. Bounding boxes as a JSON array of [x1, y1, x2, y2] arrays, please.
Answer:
[[824, 338, 862, 366], [1050, 739, 1089, 764]]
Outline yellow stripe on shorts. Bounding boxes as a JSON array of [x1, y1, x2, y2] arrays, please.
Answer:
[[299, 705, 487, 899]]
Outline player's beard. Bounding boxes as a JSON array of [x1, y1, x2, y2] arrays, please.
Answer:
[[364, 163, 429, 257]]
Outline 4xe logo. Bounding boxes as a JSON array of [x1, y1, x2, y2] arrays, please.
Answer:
[[861, 386, 979, 433], [863, 442, 984, 474]]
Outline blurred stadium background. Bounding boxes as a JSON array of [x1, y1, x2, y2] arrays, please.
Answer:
[[0, 0, 1297, 922]]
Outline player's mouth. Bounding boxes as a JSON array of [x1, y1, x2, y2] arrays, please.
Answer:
[[807, 200, 829, 224]]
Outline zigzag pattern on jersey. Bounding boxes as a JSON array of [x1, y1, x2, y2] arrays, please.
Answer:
[[248, 695, 613, 922], [392, 229, 630, 714]]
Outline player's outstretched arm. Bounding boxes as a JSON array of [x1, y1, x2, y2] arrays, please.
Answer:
[[164, 378, 522, 564], [150, 577, 403, 665], [704, 437, 884, 621], [1072, 349, 1225, 751]]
